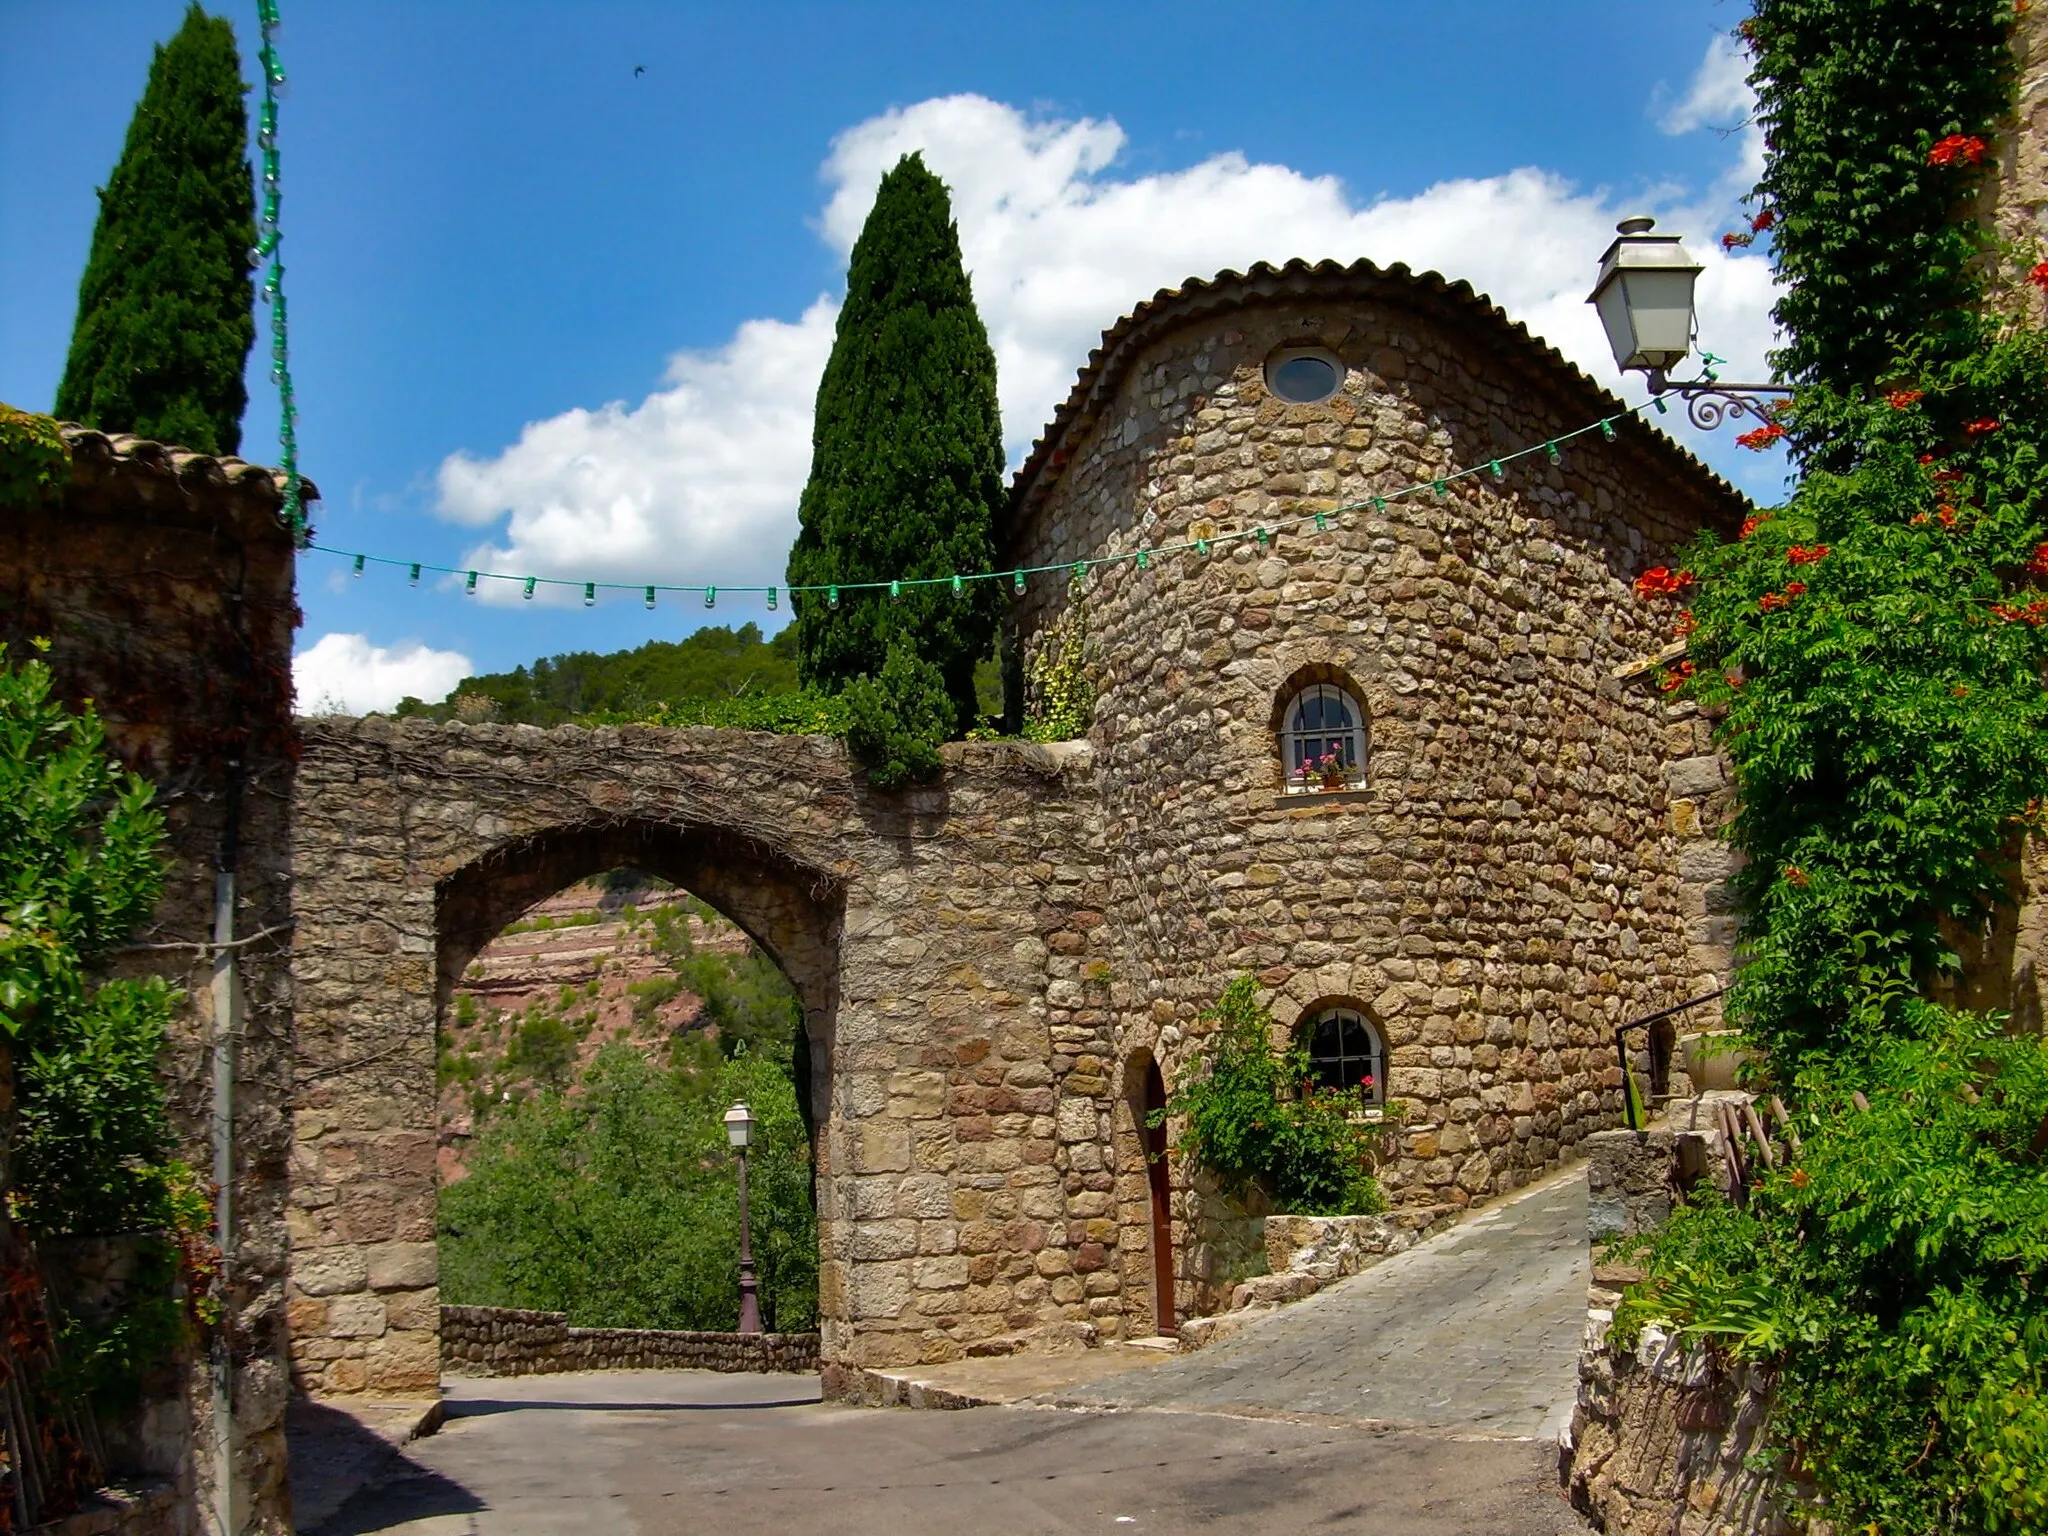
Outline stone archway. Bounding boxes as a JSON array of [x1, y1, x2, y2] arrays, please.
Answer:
[[286, 717, 1122, 1398], [434, 818, 841, 1130]]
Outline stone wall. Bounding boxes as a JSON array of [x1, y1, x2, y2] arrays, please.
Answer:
[[439, 1305, 817, 1375], [0, 428, 303, 1533], [1003, 263, 1749, 1325], [290, 723, 1123, 1392], [1563, 1119, 1805, 1534]]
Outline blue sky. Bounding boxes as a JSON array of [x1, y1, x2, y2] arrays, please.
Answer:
[[1, 2, 1789, 710]]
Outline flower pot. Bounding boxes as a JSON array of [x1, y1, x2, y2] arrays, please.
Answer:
[[1677, 1030, 1749, 1092]]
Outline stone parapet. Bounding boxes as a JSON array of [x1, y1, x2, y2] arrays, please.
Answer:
[[439, 1306, 818, 1376]]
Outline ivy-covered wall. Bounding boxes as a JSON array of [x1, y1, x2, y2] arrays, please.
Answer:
[[0, 421, 305, 1535]]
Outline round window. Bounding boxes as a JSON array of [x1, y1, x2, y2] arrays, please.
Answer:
[[1264, 347, 1345, 405]]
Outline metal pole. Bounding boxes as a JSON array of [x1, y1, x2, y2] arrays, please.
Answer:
[[209, 866, 240, 1536], [735, 1145, 762, 1335]]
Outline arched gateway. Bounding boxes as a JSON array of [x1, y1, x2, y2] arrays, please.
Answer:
[[287, 717, 1109, 1396]]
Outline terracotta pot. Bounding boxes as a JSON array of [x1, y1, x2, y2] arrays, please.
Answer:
[[1678, 1030, 1749, 1092]]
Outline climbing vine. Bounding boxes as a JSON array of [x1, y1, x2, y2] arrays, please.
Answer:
[[1023, 580, 1099, 743], [1619, 5, 2048, 1528], [0, 405, 67, 510]]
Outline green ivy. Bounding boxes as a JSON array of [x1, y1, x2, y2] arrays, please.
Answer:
[[0, 404, 68, 510], [1745, 0, 2015, 400], [1155, 976, 1392, 1216], [1023, 581, 1098, 744]]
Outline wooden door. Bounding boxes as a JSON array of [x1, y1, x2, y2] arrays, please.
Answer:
[[1141, 1060, 1175, 1333]]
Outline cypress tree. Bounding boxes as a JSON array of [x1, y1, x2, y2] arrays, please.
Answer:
[[55, 4, 255, 456], [786, 154, 1006, 783]]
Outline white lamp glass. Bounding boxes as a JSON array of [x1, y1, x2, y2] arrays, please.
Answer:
[[723, 1101, 755, 1150], [1589, 216, 1702, 375]]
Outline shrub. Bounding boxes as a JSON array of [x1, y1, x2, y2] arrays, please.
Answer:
[[1616, 1011, 2048, 1532], [1156, 976, 1390, 1216]]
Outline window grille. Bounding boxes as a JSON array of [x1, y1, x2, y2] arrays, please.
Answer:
[[1302, 1006, 1385, 1103], [1279, 682, 1366, 791]]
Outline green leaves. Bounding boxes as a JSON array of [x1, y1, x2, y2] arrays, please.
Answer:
[[1156, 977, 1390, 1217], [54, 4, 256, 453], [787, 152, 1009, 777], [439, 1045, 818, 1333], [0, 652, 184, 1244]]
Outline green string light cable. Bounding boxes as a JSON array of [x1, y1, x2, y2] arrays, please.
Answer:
[[252, 0, 305, 544], [309, 392, 1685, 605]]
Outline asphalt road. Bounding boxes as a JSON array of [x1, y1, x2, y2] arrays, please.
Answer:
[[309, 1370, 1583, 1536]]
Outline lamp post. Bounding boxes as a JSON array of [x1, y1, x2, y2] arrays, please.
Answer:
[[1588, 215, 1793, 430], [723, 1101, 763, 1335]]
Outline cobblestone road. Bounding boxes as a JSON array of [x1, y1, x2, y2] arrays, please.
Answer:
[[1065, 1168, 1589, 1437]]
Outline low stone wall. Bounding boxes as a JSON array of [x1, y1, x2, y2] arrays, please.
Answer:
[[38, 1480, 179, 1536], [1562, 1113, 1807, 1534], [439, 1306, 818, 1376], [1566, 1317, 1797, 1536]]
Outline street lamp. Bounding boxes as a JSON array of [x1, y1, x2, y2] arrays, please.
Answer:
[[1588, 215, 1792, 429], [723, 1101, 763, 1334]]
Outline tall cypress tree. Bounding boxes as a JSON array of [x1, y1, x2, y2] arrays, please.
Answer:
[[786, 154, 1006, 781], [55, 4, 255, 456]]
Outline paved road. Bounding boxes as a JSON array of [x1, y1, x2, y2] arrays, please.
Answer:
[[308, 1173, 1590, 1534], [309, 1371, 1581, 1536], [1066, 1169, 1590, 1436]]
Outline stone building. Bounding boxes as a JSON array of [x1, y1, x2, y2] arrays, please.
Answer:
[[1001, 258, 1748, 1329], [280, 257, 1756, 1391]]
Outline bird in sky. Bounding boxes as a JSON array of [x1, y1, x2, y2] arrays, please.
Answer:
[[633, 64, 646, 76]]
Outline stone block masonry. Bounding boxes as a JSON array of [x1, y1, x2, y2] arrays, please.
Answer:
[[0, 428, 309, 1534], [440, 1306, 817, 1375], [289, 723, 1124, 1394]]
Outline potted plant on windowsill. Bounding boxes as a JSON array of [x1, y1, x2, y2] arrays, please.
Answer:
[[1294, 750, 1352, 793]]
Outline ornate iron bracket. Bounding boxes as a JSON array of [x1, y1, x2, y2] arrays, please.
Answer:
[[1645, 358, 1795, 433]]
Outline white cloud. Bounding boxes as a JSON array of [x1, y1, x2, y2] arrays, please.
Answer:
[[1658, 34, 1754, 136], [293, 632, 473, 716], [437, 91, 1782, 595]]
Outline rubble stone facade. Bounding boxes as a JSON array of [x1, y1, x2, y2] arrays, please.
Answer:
[[1003, 261, 1749, 1327]]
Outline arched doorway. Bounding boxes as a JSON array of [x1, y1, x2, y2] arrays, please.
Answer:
[[1141, 1059, 1174, 1333]]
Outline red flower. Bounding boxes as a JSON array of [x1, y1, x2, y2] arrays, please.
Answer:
[[1736, 422, 1788, 451], [1722, 231, 1755, 251], [1741, 513, 1773, 539], [1725, 671, 1746, 690], [2029, 543, 2048, 576], [1633, 567, 1694, 599], [1886, 388, 1924, 410], [1759, 591, 1790, 612], [1659, 660, 1695, 693], [1750, 208, 1778, 233], [1929, 134, 1988, 167], [1933, 468, 1966, 485], [1784, 865, 1811, 887], [1912, 512, 1932, 527], [1675, 610, 1697, 637], [1785, 581, 1807, 597], [1966, 418, 2002, 435], [1939, 505, 1959, 527], [2029, 261, 2048, 291], [1789, 1168, 1810, 1189], [1787, 544, 1831, 565]]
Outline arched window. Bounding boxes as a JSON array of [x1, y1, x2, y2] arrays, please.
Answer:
[[1301, 1005, 1385, 1104], [1278, 680, 1366, 792]]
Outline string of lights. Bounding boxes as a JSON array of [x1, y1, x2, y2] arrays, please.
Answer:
[[252, 0, 305, 543], [311, 391, 1689, 611]]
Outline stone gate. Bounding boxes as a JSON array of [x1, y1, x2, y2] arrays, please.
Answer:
[[287, 718, 1120, 1394]]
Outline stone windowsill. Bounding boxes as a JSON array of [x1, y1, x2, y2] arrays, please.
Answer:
[[1271, 787, 1373, 809]]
